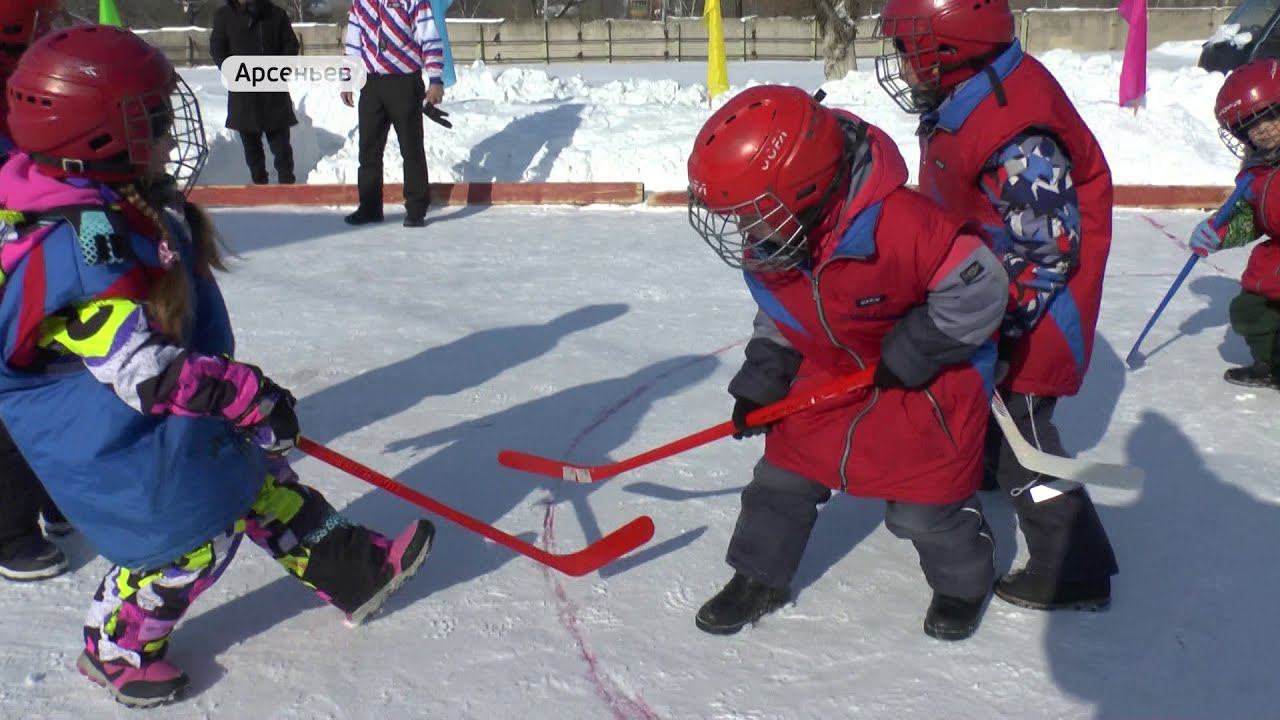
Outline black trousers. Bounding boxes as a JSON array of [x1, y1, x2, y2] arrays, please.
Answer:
[[0, 421, 53, 546], [238, 128, 295, 184], [984, 391, 1118, 583], [357, 73, 429, 218], [726, 460, 995, 600]]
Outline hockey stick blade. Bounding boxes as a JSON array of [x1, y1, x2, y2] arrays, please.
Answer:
[[532, 515, 656, 577], [297, 437, 655, 575], [497, 449, 605, 483], [990, 395, 1143, 489], [498, 367, 877, 483]]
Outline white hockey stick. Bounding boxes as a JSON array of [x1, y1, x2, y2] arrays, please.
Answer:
[[990, 393, 1144, 490]]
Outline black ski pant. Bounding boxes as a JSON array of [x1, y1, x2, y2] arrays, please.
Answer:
[[239, 128, 295, 184], [356, 72, 429, 219], [0, 421, 56, 547], [726, 459, 995, 600], [984, 391, 1118, 583]]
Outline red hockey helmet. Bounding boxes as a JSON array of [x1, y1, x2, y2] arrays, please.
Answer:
[[0, 0, 63, 80], [873, 0, 1016, 113], [1215, 59, 1280, 159], [6, 25, 207, 192], [687, 85, 847, 272]]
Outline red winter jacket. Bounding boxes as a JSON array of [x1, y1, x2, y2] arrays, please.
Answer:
[[733, 119, 1006, 505], [917, 41, 1113, 398], [1232, 165, 1280, 299]]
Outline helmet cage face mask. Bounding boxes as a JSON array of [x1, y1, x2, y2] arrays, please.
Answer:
[[1220, 103, 1280, 163], [874, 15, 945, 114], [123, 75, 208, 195], [688, 191, 809, 273]]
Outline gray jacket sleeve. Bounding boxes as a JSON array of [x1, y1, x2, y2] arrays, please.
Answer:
[[880, 233, 1007, 388], [727, 310, 804, 405]]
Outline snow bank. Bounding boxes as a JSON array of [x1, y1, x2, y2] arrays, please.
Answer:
[[184, 42, 1239, 189]]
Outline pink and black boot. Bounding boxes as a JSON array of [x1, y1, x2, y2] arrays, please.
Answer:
[[77, 639, 189, 708], [345, 519, 435, 626]]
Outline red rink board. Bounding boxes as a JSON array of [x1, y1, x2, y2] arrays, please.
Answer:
[[188, 182, 1231, 210]]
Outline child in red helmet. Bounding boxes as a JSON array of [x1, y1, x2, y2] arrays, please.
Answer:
[[0, 0, 74, 583], [0, 25, 434, 708], [687, 84, 1007, 641], [875, 0, 1118, 613], [1190, 59, 1280, 388], [0, 0, 62, 144]]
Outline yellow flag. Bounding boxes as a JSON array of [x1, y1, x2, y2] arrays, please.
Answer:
[[704, 0, 728, 100]]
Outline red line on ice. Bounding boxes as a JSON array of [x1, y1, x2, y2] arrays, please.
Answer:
[[538, 342, 742, 719], [1140, 214, 1227, 273]]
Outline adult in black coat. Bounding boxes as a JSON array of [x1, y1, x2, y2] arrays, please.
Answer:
[[210, 0, 300, 184]]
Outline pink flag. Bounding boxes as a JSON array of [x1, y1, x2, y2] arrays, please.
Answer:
[[1118, 0, 1148, 108]]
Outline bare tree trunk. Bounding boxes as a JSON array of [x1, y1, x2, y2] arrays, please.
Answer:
[[554, 0, 584, 19], [814, 0, 862, 80]]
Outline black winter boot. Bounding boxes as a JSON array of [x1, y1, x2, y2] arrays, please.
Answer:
[[0, 534, 67, 581], [923, 592, 987, 641], [695, 573, 790, 635], [994, 569, 1110, 611], [1224, 361, 1278, 388]]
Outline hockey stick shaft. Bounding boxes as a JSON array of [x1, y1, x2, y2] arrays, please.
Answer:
[[1125, 253, 1199, 367], [498, 367, 876, 483], [1126, 185, 1244, 367], [297, 436, 655, 576]]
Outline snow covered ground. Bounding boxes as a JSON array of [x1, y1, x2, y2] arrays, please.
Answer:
[[187, 42, 1241, 190], [3, 204, 1278, 718]]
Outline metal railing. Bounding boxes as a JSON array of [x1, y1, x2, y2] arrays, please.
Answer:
[[149, 9, 1228, 68], [156, 22, 879, 66]]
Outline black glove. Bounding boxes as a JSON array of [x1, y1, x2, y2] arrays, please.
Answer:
[[262, 381, 300, 451], [731, 396, 769, 439], [873, 362, 907, 390], [996, 335, 1019, 385], [240, 377, 299, 453], [423, 104, 452, 129]]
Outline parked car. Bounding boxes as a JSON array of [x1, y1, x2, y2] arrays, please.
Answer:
[[1200, 0, 1280, 73]]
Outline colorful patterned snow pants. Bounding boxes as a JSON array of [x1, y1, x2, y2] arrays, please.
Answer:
[[84, 461, 394, 668]]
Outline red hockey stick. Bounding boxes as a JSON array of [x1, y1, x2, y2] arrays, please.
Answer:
[[296, 436, 655, 576], [498, 366, 876, 483]]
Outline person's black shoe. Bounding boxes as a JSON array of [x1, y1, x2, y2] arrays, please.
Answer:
[[403, 215, 426, 228], [344, 208, 384, 226], [251, 174, 269, 185], [695, 573, 790, 635], [278, 176, 296, 185], [994, 569, 1111, 611], [0, 534, 68, 581], [923, 592, 987, 641], [1223, 361, 1278, 388]]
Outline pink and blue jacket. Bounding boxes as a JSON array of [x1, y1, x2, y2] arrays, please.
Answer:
[[0, 153, 276, 569]]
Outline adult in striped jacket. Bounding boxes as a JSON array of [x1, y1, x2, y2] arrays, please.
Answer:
[[341, 0, 445, 228]]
